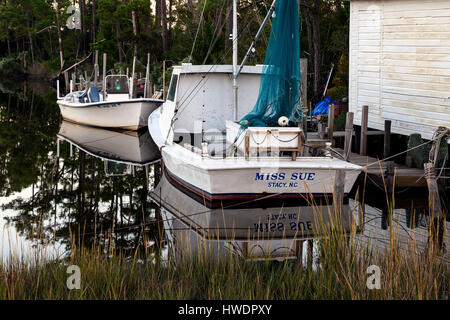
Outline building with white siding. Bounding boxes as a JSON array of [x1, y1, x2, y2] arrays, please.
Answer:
[[349, 0, 450, 140]]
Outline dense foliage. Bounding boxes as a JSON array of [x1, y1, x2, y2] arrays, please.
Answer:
[[0, 0, 351, 102]]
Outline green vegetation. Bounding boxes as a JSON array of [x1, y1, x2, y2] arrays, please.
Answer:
[[0, 0, 351, 100], [1, 219, 447, 300]]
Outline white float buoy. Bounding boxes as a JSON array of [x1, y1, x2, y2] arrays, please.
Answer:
[[278, 116, 289, 126]]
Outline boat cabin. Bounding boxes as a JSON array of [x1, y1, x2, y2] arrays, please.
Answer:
[[163, 63, 305, 159], [104, 75, 130, 101]]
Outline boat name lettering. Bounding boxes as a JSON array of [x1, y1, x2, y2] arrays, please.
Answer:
[[253, 221, 313, 233], [266, 213, 298, 221], [255, 172, 316, 187]]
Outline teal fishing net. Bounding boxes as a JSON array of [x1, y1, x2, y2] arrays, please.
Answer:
[[240, 0, 302, 127]]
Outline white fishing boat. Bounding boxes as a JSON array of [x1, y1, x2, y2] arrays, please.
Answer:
[[149, 0, 362, 209], [57, 75, 163, 130]]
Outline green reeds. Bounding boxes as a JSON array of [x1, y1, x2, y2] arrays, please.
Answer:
[[1, 201, 447, 300]]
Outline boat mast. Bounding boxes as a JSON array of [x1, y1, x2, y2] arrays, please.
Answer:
[[232, 0, 238, 121]]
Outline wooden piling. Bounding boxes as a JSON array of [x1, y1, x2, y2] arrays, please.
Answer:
[[163, 60, 166, 100], [382, 161, 395, 230], [384, 120, 391, 159], [295, 240, 303, 265], [424, 162, 445, 250], [71, 73, 76, 90], [145, 53, 151, 98], [360, 105, 369, 156], [102, 53, 107, 93], [131, 56, 136, 98], [94, 50, 99, 87], [84, 71, 88, 89], [307, 239, 313, 270], [344, 112, 354, 161], [327, 103, 335, 146], [335, 112, 354, 212]]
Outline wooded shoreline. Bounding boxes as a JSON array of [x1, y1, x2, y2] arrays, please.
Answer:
[[0, 1, 351, 103]]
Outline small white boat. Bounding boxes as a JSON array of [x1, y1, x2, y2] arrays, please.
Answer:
[[57, 75, 163, 130]]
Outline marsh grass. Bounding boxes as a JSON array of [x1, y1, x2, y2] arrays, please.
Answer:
[[0, 199, 448, 300]]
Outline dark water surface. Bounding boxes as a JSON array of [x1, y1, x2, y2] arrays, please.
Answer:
[[0, 80, 448, 263]]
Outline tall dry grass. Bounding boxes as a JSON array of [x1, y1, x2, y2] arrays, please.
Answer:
[[0, 200, 447, 300]]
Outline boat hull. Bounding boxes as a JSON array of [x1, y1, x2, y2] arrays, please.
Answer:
[[57, 99, 162, 130], [161, 145, 361, 209]]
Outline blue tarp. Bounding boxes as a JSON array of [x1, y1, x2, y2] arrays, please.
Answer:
[[311, 97, 339, 116]]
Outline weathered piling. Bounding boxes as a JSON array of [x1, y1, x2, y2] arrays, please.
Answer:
[[382, 161, 395, 230], [384, 120, 391, 159], [424, 162, 445, 250], [131, 56, 136, 98], [295, 240, 303, 266], [360, 105, 369, 156], [94, 50, 99, 86], [307, 239, 313, 270], [327, 103, 335, 145], [344, 112, 354, 161], [102, 53, 107, 92], [335, 112, 354, 212], [145, 53, 151, 98], [163, 60, 166, 100]]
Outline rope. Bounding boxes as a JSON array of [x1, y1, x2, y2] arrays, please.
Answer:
[[272, 133, 300, 143], [250, 132, 267, 145]]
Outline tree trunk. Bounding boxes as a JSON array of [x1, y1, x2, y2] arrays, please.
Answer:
[[312, 0, 321, 102], [6, 24, 11, 56], [301, 0, 322, 103], [169, 0, 173, 31], [146, 3, 153, 37], [92, 0, 97, 44], [79, 0, 85, 54], [225, 0, 232, 50], [114, 0, 124, 63], [80, 0, 86, 34], [55, 1, 64, 71], [160, 0, 169, 52], [132, 8, 138, 57], [26, 11, 34, 65], [155, 0, 161, 30]]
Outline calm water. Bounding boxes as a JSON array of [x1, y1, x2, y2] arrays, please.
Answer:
[[0, 80, 448, 264]]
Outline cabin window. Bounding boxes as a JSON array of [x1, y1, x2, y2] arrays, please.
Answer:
[[105, 75, 129, 94], [167, 74, 178, 102]]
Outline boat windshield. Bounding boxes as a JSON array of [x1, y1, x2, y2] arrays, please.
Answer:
[[105, 75, 129, 94], [167, 74, 178, 101]]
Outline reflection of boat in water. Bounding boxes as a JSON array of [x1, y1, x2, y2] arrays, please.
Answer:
[[57, 121, 161, 175], [57, 75, 163, 130], [150, 173, 361, 261]]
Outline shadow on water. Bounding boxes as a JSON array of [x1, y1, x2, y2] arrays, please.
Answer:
[[0, 79, 448, 265]]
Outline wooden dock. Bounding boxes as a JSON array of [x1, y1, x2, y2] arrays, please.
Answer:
[[333, 147, 427, 188]]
